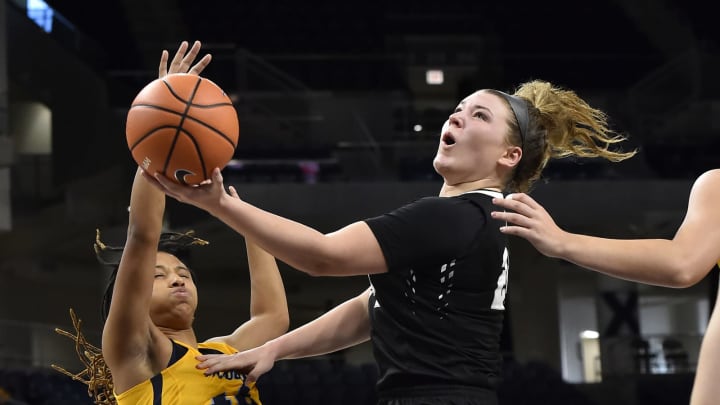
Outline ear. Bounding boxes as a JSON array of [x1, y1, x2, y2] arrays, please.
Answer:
[[498, 145, 523, 169]]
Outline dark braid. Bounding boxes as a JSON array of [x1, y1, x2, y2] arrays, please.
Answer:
[[52, 309, 116, 405]]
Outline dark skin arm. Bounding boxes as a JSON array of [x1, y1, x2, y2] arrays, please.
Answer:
[[101, 41, 211, 394]]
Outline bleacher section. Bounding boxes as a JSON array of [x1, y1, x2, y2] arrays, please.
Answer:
[[1, 358, 616, 405]]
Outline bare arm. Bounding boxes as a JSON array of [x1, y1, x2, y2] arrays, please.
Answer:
[[147, 168, 388, 276], [207, 186, 289, 351], [491, 169, 720, 288], [196, 288, 372, 381], [101, 41, 212, 390], [101, 167, 165, 380]]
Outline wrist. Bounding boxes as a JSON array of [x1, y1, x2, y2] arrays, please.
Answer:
[[209, 192, 232, 218], [553, 231, 576, 260], [263, 338, 283, 361]]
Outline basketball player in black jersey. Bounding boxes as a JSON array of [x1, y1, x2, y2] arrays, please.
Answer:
[[492, 169, 720, 405], [147, 81, 636, 404]]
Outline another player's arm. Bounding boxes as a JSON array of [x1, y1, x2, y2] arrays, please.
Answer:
[[101, 168, 165, 386], [495, 170, 720, 288], [557, 170, 720, 287], [102, 41, 211, 390], [198, 289, 372, 378], [207, 189, 289, 351], [264, 288, 372, 359], [209, 197, 387, 276]]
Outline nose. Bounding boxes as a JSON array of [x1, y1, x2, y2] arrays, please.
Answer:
[[447, 112, 462, 129], [170, 273, 185, 287]]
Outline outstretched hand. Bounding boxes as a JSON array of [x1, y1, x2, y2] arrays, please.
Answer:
[[159, 40, 212, 79], [196, 344, 276, 383], [142, 167, 231, 215], [490, 193, 567, 258], [142, 166, 230, 214]]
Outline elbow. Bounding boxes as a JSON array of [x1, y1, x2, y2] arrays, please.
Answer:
[[667, 272, 697, 288], [304, 258, 352, 277], [664, 261, 706, 288], [296, 235, 361, 276], [301, 253, 345, 277], [278, 312, 290, 334], [266, 311, 290, 337], [304, 262, 334, 277]]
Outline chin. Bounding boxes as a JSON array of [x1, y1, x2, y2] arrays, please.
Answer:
[[433, 160, 451, 179], [432, 157, 444, 172]]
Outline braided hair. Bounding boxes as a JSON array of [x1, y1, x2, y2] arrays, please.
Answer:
[[52, 308, 115, 405]]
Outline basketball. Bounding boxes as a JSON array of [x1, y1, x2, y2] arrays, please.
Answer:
[[125, 73, 239, 185]]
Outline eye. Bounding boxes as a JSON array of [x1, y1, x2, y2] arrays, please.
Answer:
[[154, 274, 165, 279], [473, 111, 487, 120], [453, 107, 462, 113]]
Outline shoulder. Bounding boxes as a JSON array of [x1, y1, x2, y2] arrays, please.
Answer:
[[417, 191, 498, 207], [686, 170, 720, 227], [691, 169, 720, 199], [695, 169, 720, 187], [397, 195, 491, 218], [198, 341, 237, 354]]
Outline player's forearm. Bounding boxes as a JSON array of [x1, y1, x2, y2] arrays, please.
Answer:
[[211, 195, 338, 276], [128, 168, 165, 240], [245, 240, 288, 320], [559, 234, 693, 287], [264, 292, 371, 360]]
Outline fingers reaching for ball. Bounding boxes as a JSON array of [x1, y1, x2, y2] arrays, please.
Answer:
[[159, 40, 212, 79], [228, 186, 240, 200], [143, 167, 230, 216]]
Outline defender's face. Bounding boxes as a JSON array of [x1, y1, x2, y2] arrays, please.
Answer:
[[150, 251, 198, 329]]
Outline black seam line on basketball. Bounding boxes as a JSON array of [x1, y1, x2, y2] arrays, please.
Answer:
[[158, 78, 231, 107], [129, 125, 184, 151], [132, 101, 233, 108], [180, 130, 208, 180], [130, 104, 237, 148], [161, 77, 202, 175], [130, 126, 207, 179]]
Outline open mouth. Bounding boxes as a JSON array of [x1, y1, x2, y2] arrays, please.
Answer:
[[442, 133, 456, 146]]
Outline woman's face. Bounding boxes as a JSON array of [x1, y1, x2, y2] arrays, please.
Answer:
[[433, 90, 515, 186], [150, 251, 198, 329]]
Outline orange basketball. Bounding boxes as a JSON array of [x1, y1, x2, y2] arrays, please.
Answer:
[[125, 73, 239, 185]]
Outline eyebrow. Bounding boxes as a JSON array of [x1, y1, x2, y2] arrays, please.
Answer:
[[154, 265, 190, 272], [457, 101, 494, 117]]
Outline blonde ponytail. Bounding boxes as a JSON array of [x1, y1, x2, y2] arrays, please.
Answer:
[[494, 80, 637, 192]]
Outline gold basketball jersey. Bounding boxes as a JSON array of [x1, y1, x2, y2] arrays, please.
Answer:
[[114, 340, 261, 404]]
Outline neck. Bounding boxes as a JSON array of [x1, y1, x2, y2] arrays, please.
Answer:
[[159, 327, 198, 348], [439, 179, 502, 197]]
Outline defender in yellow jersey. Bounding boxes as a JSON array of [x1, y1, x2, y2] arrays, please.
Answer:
[[59, 41, 289, 405], [114, 341, 261, 404], [492, 168, 720, 405]]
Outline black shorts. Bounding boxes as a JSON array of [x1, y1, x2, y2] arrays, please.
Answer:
[[377, 385, 497, 405]]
